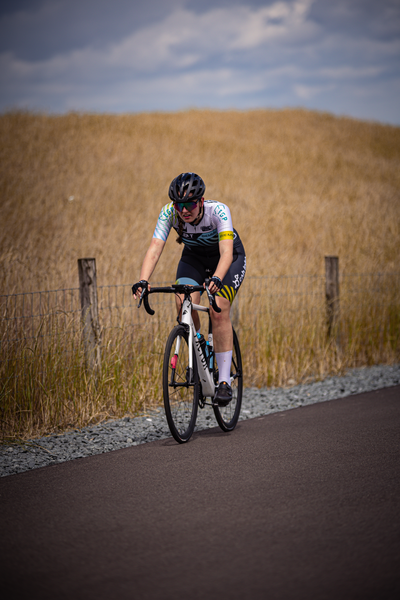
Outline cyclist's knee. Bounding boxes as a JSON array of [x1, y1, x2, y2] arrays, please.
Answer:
[[211, 296, 231, 322]]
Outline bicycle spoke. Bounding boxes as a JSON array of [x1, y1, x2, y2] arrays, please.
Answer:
[[163, 326, 198, 443]]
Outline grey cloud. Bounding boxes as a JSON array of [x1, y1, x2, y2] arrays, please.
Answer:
[[0, 0, 183, 60], [0, 0, 399, 124], [309, 0, 400, 40]]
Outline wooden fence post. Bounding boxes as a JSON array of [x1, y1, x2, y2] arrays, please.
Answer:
[[78, 258, 101, 374], [325, 256, 340, 340]]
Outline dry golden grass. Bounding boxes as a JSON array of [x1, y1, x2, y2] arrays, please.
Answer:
[[1, 109, 399, 293], [1, 109, 399, 440]]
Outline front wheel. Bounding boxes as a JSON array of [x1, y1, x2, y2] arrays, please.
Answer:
[[213, 328, 243, 432], [163, 325, 199, 443]]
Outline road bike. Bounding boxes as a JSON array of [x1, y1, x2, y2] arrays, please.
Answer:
[[137, 281, 243, 443]]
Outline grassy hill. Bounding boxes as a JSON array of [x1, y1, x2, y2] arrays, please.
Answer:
[[1, 109, 399, 293]]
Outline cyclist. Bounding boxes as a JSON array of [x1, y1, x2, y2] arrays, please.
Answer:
[[132, 172, 246, 405]]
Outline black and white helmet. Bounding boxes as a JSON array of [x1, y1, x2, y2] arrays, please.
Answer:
[[168, 172, 206, 203]]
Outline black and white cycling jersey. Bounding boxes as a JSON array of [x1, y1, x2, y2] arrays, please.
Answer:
[[153, 200, 242, 255]]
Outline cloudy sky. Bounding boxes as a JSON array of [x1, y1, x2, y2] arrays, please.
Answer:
[[1, 0, 399, 124]]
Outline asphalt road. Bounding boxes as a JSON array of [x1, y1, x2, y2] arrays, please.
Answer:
[[1, 386, 399, 600]]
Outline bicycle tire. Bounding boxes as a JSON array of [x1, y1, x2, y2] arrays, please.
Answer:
[[213, 328, 243, 432], [163, 325, 199, 443]]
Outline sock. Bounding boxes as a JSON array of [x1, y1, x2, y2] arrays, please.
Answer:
[[216, 351, 232, 385]]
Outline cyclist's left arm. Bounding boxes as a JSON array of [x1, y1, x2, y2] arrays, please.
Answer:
[[207, 202, 235, 293], [209, 238, 233, 294]]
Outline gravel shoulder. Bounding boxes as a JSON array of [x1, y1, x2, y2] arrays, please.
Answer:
[[1, 363, 399, 478]]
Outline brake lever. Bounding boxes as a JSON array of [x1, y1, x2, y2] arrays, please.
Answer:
[[137, 287, 146, 309], [205, 283, 221, 313]]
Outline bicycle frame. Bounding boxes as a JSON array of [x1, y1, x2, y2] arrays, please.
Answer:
[[179, 295, 215, 397], [137, 282, 243, 443], [138, 282, 220, 398]]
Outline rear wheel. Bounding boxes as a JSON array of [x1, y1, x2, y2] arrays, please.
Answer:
[[213, 328, 243, 432], [163, 325, 199, 443]]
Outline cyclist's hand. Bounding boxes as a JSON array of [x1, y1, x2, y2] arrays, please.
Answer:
[[208, 275, 223, 295], [132, 280, 149, 299]]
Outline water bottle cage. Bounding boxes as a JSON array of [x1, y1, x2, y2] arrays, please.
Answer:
[[197, 333, 214, 372]]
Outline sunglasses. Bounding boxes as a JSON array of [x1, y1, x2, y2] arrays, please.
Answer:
[[173, 199, 199, 212]]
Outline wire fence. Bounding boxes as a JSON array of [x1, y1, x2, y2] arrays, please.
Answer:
[[1, 271, 399, 376], [0, 282, 176, 355], [1, 271, 399, 439], [1, 271, 399, 352]]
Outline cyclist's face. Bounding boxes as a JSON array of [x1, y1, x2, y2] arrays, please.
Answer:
[[174, 195, 203, 222]]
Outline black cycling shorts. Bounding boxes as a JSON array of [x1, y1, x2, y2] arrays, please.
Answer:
[[176, 243, 246, 305]]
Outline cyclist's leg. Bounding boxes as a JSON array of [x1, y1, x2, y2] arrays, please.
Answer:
[[211, 247, 246, 397], [210, 296, 233, 398], [210, 295, 233, 352], [215, 245, 247, 309], [211, 246, 246, 349]]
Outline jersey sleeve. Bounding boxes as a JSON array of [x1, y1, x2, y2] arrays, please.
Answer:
[[152, 202, 175, 242], [212, 202, 235, 242]]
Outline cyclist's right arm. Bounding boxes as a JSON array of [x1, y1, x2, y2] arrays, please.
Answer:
[[132, 238, 165, 299], [133, 203, 175, 298]]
